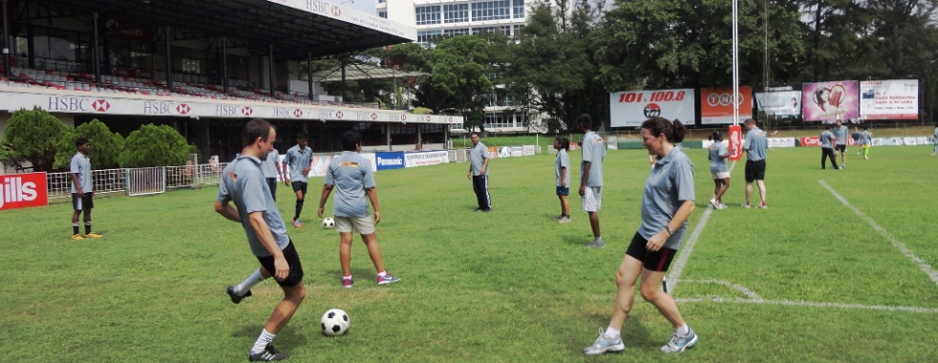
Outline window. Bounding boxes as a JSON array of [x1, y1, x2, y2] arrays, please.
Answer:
[[513, 24, 524, 36], [513, 0, 525, 18], [379, 11, 387, 18], [182, 58, 201, 74], [378, 0, 385, 2], [500, 25, 512, 35], [417, 30, 442, 45], [444, 4, 469, 23], [472, 27, 496, 35], [483, 112, 513, 129], [416, 6, 441, 25], [443, 28, 471, 37], [471, 1, 510, 21]]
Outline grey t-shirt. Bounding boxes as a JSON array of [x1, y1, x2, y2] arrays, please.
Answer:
[[833, 125, 848, 145], [470, 142, 488, 176], [284, 145, 313, 183], [821, 130, 834, 148], [70, 152, 93, 193], [324, 151, 376, 218], [261, 148, 280, 180], [708, 142, 728, 173], [860, 131, 872, 145], [639, 147, 695, 250], [744, 127, 767, 161], [555, 149, 571, 187], [217, 155, 291, 257], [581, 131, 606, 187]]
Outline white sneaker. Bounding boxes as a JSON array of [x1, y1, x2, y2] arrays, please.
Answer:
[[661, 327, 698, 353], [741, 203, 751, 209], [709, 199, 719, 209], [583, 328, 625, 355], [717, 202, 727, 210]]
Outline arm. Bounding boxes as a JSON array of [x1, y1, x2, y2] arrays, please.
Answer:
[[281, 162, 291, 186], [646, 200, 696, 252], [71, 173, 84, 197], [248, 212, 289, 281], [366, 187, 381, 224], [559, 166, 566, 187], [579, 161, 591, 196], [317, 184, 334, 218], [214, 200, 241, 222], [480, 155, 490, 175], [303, 152, 313, 175]]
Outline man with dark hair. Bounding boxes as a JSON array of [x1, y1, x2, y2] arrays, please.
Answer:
[[217, 118, 306, 362], [318, 131, 400, 288], [578, 114, 606, 248], [283, 132, 314, 227], [742, 119, 767, 209], [70, 137, 102, 240], [467, 132, 492, 212], [820, 124, 838, 170], [833, 119, 849, 168]]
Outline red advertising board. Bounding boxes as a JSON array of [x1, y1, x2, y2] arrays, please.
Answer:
[[0, 172, 48, 211], [728, 125, 743, 161], [701, 87, 753, 124], [800, 136, 857, 147]]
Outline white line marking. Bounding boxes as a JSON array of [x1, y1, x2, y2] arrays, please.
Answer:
[[666, 161, 736, 294], [819, 180, 938, 287], [675, 296, 938, 314], [678, 279, 762, 301]]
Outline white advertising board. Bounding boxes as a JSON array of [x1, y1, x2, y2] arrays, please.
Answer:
[[610, 89, 695, 127], [859, 79, 919, 120]]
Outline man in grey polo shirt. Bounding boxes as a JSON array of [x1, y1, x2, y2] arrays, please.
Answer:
[[318, 130, 400, 288], [742, 119, 768, 209], [833, 119, 849, 168], [216, 119, 306, 362], [283, 132, 314, 227], [69, 137, 102, 240], [578, 114, 606, 248], [820, 124, 839, 170], [262, 144, 284, 202], [467, 132, 492, 212]]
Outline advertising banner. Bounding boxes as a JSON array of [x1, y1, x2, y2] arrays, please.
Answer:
[[802, 81, 859, 122], [498, 147, 512, 159], [374, 152, 404, 171], [859, 80, 919, 120], [510, 146, 523, 157], [701, 87, 753, 125], [0, 172, 48, 211], [609, 89, 695, 127], [487, 146, 499, 159], [728, 125, 743, 161], [754, 91, 802, 117], [523, 145, 536, 156], [404, 151, 449, 168], [360, 153, 377, 172], [767, 138, 796, 148], [800, 136, 856, 147], [308, 155, 334, 177]]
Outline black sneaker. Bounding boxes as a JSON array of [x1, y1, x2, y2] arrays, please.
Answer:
[[249, 345, 290, 362], [226, 286, 253, 304]]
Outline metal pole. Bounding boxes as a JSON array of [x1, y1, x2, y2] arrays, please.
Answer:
[[307, 52, 313, 101], [93, 13, 101, 84], [732, 0, 739, 126], [221, 38, 228, 93], [165, 26, 172, 91], [268, 44, 274, 97], [26, 23, 35, 69], [1, 0, 9, 78], [341, 59, 347, 102]]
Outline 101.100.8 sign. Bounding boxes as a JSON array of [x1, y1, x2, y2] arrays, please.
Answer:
[[617, 90, 687, 103]]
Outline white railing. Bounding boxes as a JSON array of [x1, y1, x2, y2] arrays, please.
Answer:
[[46, 168, 126, 200], [126, 167, 166, 196], [44, 162, 230, 199]]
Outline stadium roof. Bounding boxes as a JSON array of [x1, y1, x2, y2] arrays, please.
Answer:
[[313, 64, 430, 82], [15, 0, 416, 59]]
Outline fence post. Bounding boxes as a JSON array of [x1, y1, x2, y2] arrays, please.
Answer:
[[124, 168, 131, 196], [162, 166, 167, 192]]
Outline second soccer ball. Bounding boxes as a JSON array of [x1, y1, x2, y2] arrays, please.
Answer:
[[322, 217, 335, 229]]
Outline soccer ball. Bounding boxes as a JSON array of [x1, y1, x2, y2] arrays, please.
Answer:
[[322, 217, 335, 229], [321, 308, 349, 336]]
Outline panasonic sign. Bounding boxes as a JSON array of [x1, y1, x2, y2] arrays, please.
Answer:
[[375, 152, 405, 171]]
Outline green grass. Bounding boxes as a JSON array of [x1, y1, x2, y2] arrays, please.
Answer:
[[2, 145, 938, 362]]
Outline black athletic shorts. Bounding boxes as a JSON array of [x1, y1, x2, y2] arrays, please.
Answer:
[[625, 232, 677, 272], [745, 160, 766, 182], [291, 181, 308, 195], [72, 192, 94, 211], [835, 144, 846, 152], [256, 240, 304, 287]]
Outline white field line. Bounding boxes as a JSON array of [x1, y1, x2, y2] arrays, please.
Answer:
[[675, 296, 938, 314], [666, 161, 736, 294], [678, 279, 762, 301], [819, 180, 938, 287]]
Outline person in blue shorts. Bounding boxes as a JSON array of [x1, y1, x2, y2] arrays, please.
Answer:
[[554, 137, 571, 223], [584, 117, 698, 356], [216, 119, 306, 362], [283, 133, 314, 227]]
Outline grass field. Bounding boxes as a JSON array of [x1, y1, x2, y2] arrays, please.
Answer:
[[2, 144, 938, 362]]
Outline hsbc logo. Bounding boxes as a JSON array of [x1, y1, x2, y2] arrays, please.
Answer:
[[294, 109, 303, 118], [242, 107, 253, 116], [336, 111, 344, 119], [372, 113, 378, 120], [707, 93, 744, 107], [177, 104, 190, 115], [331, 5, 341, 16], [92, 99, 110, 112]]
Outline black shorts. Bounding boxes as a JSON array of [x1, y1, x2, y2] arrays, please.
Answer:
[[625, 232, 677, 272], [256, 241, 304, 287], [72, 192, 94, 211], [745, 160, 766, 182], [291, 181, 308, 195], [835, 144, 846, 152], [266, 178, 278, 200]]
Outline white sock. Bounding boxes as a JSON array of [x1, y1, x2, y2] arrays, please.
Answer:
[[343, 275, 353, 280], [594, 236, 603, 243], [676, 324, 689, 335], [251, 329, 276, 354], [605, 327, 621, 338], [236, 269, 266, 296], [377, 271, 388, 277]]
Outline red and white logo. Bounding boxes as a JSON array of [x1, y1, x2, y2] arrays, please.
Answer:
[[92, 99, 110, 112], [293, 109, 303, 118], [370, 113, 378, 120], [0, 173, 48, 211], [336, 111, 344, 119], [800, 136, 821, 147], [729, 125, 743, 161], [447, 117, 453, 123], [400, 114, 407, 121], [425, 116, 432, 122], [241, 107, 253, 116], [176, 104, 190, 115], [331, 5, 341, 16]]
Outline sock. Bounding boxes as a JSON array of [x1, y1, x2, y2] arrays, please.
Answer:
[[251, 329, 276, 354], [377, 271, 388, 277], [84, 221, 92, 234], [594, 236, 603, 243], [294, 199, 304, 221], [72, 223, 79, 235], [235, 269, 267, 296], [676, 324, 689, 335], [343, 275, 353, 280], [605, 327, 621, 338]]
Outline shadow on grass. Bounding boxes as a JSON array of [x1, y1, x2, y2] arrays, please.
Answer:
[[232, 324, 309, 351], [567, 315, 657, 353]]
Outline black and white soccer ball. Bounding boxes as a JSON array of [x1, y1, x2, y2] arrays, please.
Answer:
[[322, 217, 335, 229], [321, 308, 349, 336]]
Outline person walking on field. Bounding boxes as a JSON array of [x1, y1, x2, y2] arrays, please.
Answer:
[[584, 117, 698, 356], [820, 125, 839, 170], [578, 114, 607, 248], [467, 132, 492, 212], [707, 131, 730, 210], [283, 133, 314, 227], [859, 126, 873, 160], [70, 138, 103, 240], [931, 123, 938, 156], [554, 137, 572, 223], [217, 119, 306, 362], [262, 145, 284, 202], [742, 119, 768, 209], [833, 119, 849, 168], [318, 131, 401, 288]]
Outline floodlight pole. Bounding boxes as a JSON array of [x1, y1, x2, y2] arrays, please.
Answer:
[[92, 13, 101, 84], [1, 0, 9, 78], [221, 37, 228, 93], [307, 52, 313, 101], [341, 59, 347, 102], [268, 45, 275, 97], [165, 26, 172, 91], [732, 0, 739, 126]]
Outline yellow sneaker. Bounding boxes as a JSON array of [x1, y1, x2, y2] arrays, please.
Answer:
[[72, 234, 84, 240], [85, 232, 103, 238]]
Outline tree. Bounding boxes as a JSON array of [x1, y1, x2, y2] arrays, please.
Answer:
[[0, 107, 68, 172], [430, 35, 495, 131], [53, 119, 125, 170], [119, 124, 190, 168]]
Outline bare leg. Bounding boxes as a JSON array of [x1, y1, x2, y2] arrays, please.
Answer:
[[608, 256, 644, 330], [263, 283, 306, 334], [745, 182, 753, 205], [588, 212, 601, 238], [639, 269, 685, 328], [756, 180, 767, 204], [715, 178, 730, 203], [360, 233, 387, 273], [339, 232, 354, 276]]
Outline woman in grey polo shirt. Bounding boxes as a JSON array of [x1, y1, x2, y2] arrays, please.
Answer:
[[584, 117, 698, 356]]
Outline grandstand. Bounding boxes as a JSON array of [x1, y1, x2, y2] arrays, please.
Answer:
[[0, 0, 463, 172]]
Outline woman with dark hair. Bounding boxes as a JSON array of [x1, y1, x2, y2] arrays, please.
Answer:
[[553, 137, 571, 223], [707, 131, 731, 209], [584, 117, 698, 356]]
